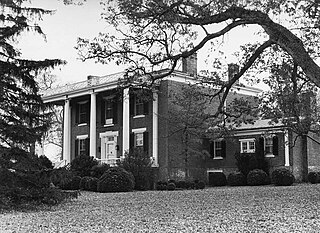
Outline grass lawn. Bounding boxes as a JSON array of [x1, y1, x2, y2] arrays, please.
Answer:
[[1, 183, 320, 232]]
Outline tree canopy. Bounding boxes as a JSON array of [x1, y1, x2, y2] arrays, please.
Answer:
[[77, 0, 320, 101], [0, 0, 65, 150]]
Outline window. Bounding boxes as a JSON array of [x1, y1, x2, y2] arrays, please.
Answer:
[[135, 133, 144, 147], [240, 139, 255, 153], [75, 135, 89, 156], [79, 139, 86, 155], [77, 102, 88, 124], [265, 137, 273, 155], [135, 98, 145, 116], [209, 139, 226, 159], [104, 100, 113, 125]]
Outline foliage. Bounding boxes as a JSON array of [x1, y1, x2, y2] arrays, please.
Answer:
[[38, 155, 54, 169], [90, 164, 110, 178], [271, 168, 295, 186], [247, 169, 268, 186], [208, 172, 227, 187], [97, 167, 135, 193], [51, 167, 77, 190], [307, 172, 319, 184], [234, 152, 269, 177], [167, 182, 176, 191], [227, 172, 246, 186], [195, 180, 206, 190], [156, 181, 168, 191], [0, 0, 65, 150], [79, 176, 92, 190], [70, 154, 99, 177], [118, 148, 153, 190], [86, 177, 99, 192]]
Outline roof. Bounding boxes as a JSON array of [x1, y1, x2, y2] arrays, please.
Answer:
[[235, 119, 284, 131]]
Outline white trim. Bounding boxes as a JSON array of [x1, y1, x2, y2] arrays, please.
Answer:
[[89, 92, 97, 158], [132, 127, 147, 133], [122, 88, 130, 155], [152, 91, 159, 167], [99, 131, 119, 162], [78, 123, 87, 127], [100, 131, 119, 138], [207, 169, 223, 173], [104, 124, 114, 127], [265, 154, 275, 158], [133, 115, 145, 119], [63, 99, 71, 164], [234, 129, 284, 136], [213, 157, 223, 160], [239, 138, 256, 153], [76, 134, 88, 140], [77, 100, 88, 104], [284, 130, 290, 166]]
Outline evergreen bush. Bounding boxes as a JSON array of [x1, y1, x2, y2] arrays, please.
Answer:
[[70, 154, 98, 177], [247, 169, 268, 186], [156, 181, 167, 190], [90, 164, 110, 178], [227, 172, 246, 186], [272, 168, 295, 186], [208, 172, 227, 186], [79, 176, 92, 190], [307, 171, 319, 184], [167, 182, 176, 191], [118, 149, 153, 191], [87, 177, 99, 192], [195, 180, 206, 189], [235, 152, 269, 177], [97, 167, 135, 193]]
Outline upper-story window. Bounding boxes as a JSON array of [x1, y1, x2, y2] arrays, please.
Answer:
[[102, 97, 118, 126], [240, 138, 255, 153], [130, 91, 149, 117], [77, 101, 89, 125], [135, 98, 145, 116]]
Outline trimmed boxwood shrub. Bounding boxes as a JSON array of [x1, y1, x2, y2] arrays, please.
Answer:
[[90, 164, 110, 178], [271, 168, 295, 186], [208, 172, 227, 186], [195, 181, 205, 189], [167, 182, 176, 191], [247, 169, 268, 186], [70, 154, 98, 177], [307, 172, 319, 184], [97, 167, 135, 193], [86, 177, 99, 192], [156, 181, 167, 191], [227, 172, 246, 186], [60, 176, 81, 190], [79, 176, 92, 190]]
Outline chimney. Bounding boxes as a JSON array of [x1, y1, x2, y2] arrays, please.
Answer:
[[182, 53, 197, 76], [228, 63, 240, 85]]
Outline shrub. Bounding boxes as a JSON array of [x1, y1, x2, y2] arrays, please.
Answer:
[[60, 176, 81, 190], [235, 152, 269, 177], [86, 177, 99, 192], [247, 169, 268, 186], [38, 155, 54, 169], [97, 167, 135, 193], [272, 168, 295, 186], [208, 172, 227, 186], [176, 180, 187, 189], [118, 149, 154, 191], [307, 172, 319, 184], [156, 181, 168, 191], [79, 176, 92, 190], [167, 182, 176, 191], [90, 164, 110, 178], [70, 154, 98, 177], [185, 181, 195, 189], [195, 181, 205, 189], [227, 172, 246, 186]]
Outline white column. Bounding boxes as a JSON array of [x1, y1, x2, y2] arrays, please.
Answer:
[[90, 91, 97, 158], [152, 91, 159, 167], [63, 98, 71, 164], [284, 130, 290, 166], [122, 88, 130, 155]]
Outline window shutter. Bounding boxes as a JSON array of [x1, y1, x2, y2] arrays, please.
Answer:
[[209, 141, 214, 158], [129, 95, 135, 116], [113, 100, 118, 124], [75, 139, 79, 157], [85, 138, 90, 156], [101, 99, 105, 125], [273, 135, 279, 156], [143, 102, 149, 115], [143, 131, 149, 153], [221, 140, 226, 158], [129, 133, 135, 149], [258, 137, 265, 156], [75, 104, 79, 124]]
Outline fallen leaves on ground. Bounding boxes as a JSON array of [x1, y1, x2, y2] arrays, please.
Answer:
[[1, 184, 320, 232]]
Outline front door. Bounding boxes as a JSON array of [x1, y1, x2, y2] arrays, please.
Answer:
[[100, 131, 118, 166]]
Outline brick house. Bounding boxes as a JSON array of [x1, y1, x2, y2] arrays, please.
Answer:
[[42, 60, 320, 182]]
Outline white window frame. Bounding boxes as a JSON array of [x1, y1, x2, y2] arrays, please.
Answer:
[[264, 136, 275, 158], [76, 134, 88, 156], [77, 100, 88, 126], [132, 128, 146, 148], [239, 138, 256, 153], [212, 139, 223, 160], [103, 96, 115, 126]]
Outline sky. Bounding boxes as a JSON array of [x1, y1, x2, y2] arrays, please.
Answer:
[[18, 0, 265, 86]]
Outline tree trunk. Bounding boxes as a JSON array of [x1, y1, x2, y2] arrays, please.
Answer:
[[293, 134, 308, 182]]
